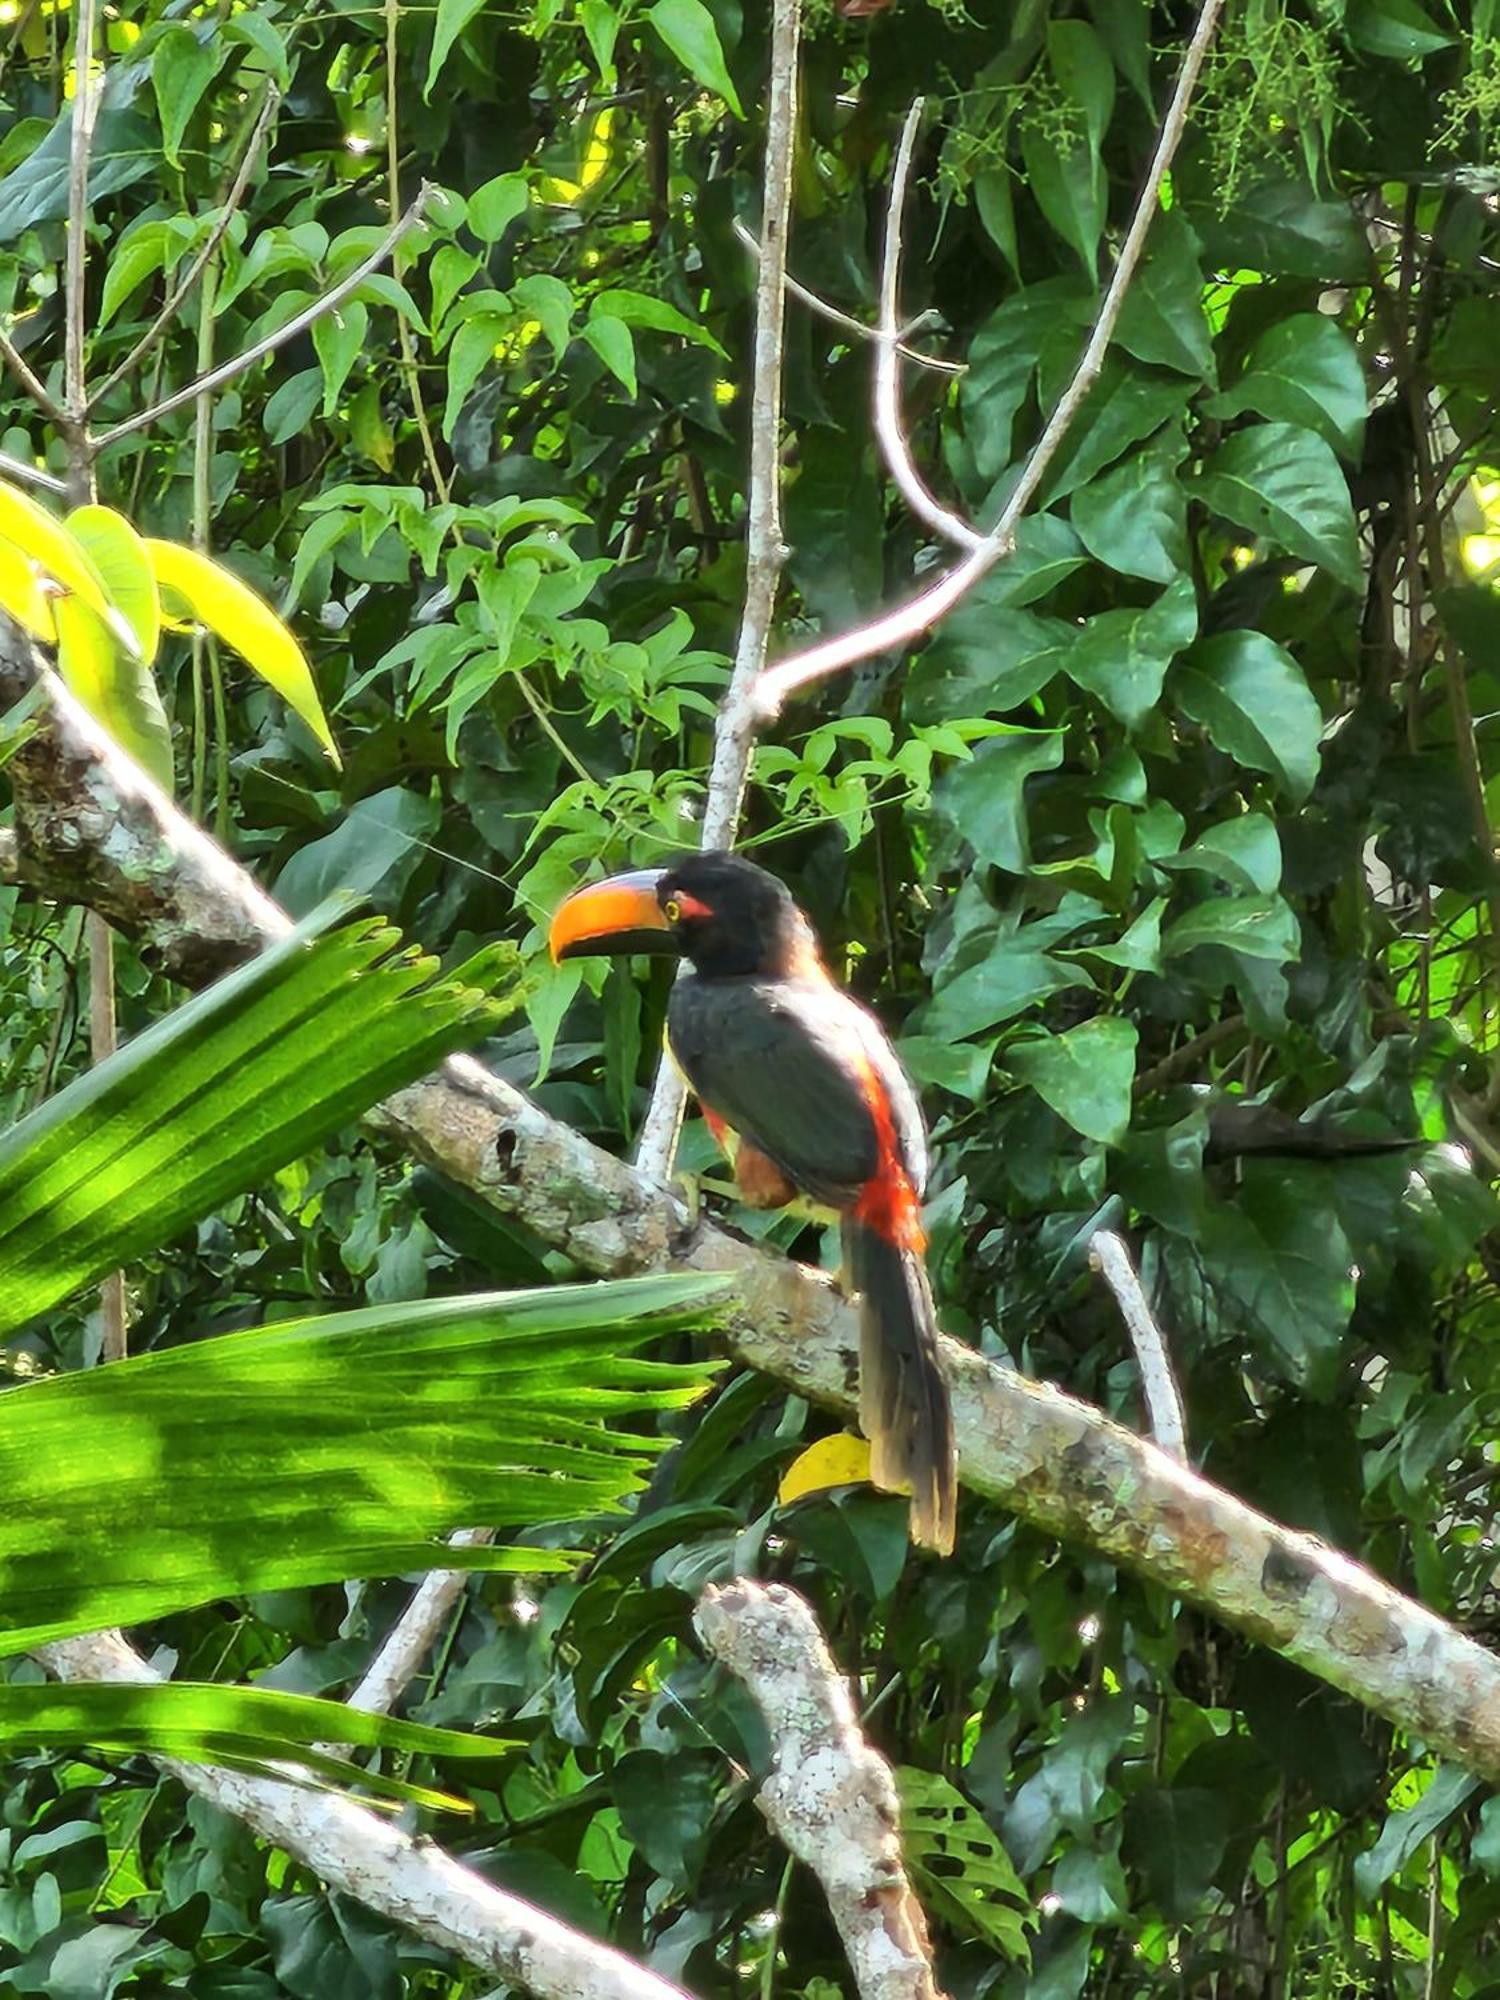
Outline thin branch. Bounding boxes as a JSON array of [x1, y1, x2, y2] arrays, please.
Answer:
[[19, 617, 1500, 1784], [95, 188, 431, 450], [0, 330, 68, 427], [631, 0, 800, 1183], [875, 103, 982, 552], [88, 86, 281, 413], [1088, 1228, 1186, 1463], [696, 1580, 942, 2000], [64, 0, 99, 428], [0, 449, 67, 496], [345, 1527, 494, 1717], [732, 218, 964, 376], [752, 0, 1227, 720], [38, 1630, 694, 2000]]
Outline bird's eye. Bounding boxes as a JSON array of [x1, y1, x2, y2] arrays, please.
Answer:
[[664, 897, 683, 923]]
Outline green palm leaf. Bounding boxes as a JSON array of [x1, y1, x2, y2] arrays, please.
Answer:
[[0, 907, 517, 1338], [0, 1682, 512, 1811], [0, 1275, 725, 1652]]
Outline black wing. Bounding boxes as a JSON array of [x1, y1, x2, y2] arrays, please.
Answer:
[[667, 975, 926, 1206]]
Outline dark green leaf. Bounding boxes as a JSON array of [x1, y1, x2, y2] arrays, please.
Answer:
[[1195, 422, 1361, 588], [1007, 1017, 1137, 1145], [1173, 631, 1325, 801]]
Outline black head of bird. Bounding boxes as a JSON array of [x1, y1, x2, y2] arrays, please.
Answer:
[[549, 850, 816, 978]]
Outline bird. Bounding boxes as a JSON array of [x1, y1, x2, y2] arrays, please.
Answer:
[[549, 850, 957, 1554]]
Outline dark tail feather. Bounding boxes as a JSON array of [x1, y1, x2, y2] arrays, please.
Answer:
[[844, 1218, 957, 1555]]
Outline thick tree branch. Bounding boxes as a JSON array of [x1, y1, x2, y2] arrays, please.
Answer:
[[8, 614, 1500, 1786], [632, 0, 800, 1181], [37, 1630, 692, 2000], [751, 0, 1226, 720], [696, 1581, 941, 2000]]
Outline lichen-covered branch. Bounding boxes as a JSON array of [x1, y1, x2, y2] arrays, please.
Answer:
[[37, 1631, 692, 2000], [696, 1580, 942, 2000], [10, 611, 1500, 1785]]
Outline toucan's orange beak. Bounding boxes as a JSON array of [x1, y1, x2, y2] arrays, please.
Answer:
[[548, 869, 676, 964]]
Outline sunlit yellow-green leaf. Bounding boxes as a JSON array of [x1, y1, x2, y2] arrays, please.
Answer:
[[0, 480, 115, 624], [67, 504, 161, 665], [145, 539, 340, 766], [0, 537, 55, 641], [778, 1432, 873, 1505], [53, 591, 174, 791]]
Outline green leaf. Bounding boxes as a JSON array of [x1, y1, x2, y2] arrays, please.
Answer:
[[1158, 813, 1282, 894], [1200, 1161, 1357, 1384], [1195, 421, 1361, 587], [0, 1682, 508, 1808], [582, 315, 638, 397], [467, 172, 530, 244], [1113, 210, 1216, 381], [1062, 575, 1198, 730], [934, 730, 1065, 870], [1070, 426, 1189, 583], [1206, 315, 1367, 460], [898, 1768, 1034, 1962], [579, 0, 620, 77], [312, 301, 368, 416], [645, 0, 744, 117], [425, 0, 489, 98], [1020, 124, 1104, 281], [0, 912, 515, 1340], [147, 539, 339, 766], [1173, 630, 1324, 802], [151, 26, 222, 169], [429, 243, 482, 329], [1345, 0, 1458, 58], [1007, 1017, 1138, 1145], [961, 280, 1091, 479], [53, 592, 173, 792], [0, 1272, 723, 1652], [1048, 19, 1114, 152], [613, 1753, 718, 1890], [917, 947, 1092, 1043], [512, 273, 574, 359], [444, 312, 509, 437], [906, 604, 1074, 722], [974, 167, 1018, 271], [98, 219, 183, 329], [588, 287, 725, 354], [1163, 893, 1299, 964]]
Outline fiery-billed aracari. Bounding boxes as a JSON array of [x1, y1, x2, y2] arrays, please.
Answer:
[[549, 851, 957, 1555]]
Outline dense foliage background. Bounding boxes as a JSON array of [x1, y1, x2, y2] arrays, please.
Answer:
[[5, 0, 1500, 1991]]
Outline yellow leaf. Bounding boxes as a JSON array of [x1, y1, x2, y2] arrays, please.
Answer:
[[0, 540, 56, 642], [67, 505, 160, 665], [144, 540, 340, 767], [54, 593, 174, 792], [0, 480, 115, 624], [778, 1433, 873, 1507]]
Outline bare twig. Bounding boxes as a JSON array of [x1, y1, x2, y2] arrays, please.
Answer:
[[38, 1629, 694, 2000], [752, 0, 1227, 719], [631, 0, 801, 1183], [875, 104, 982, 552], [345, 1527, 495, 1717], [95, 189, 431, 449], [88, 86, 281, 412], [64, 0, 99, 440], [0, 448, 67, 496], [0, 330, 68, 428], [1088, 1228, 1186, 1462], [696, 1580, 942, 2000], [732, 219, 964, 376]]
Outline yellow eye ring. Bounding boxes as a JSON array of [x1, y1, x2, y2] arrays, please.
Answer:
[[664, 897, 683, 923]]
